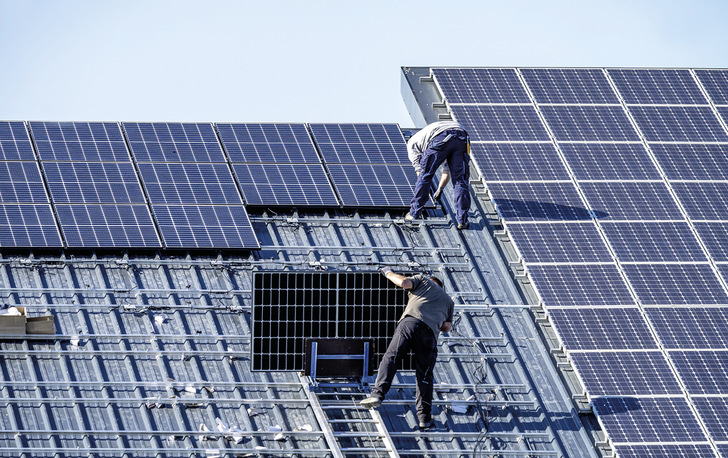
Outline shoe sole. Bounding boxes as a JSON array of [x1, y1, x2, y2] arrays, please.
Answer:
[[360, 399, 382, 409]]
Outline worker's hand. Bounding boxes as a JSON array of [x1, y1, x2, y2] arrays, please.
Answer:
[[379, 266, 393, 276], [432, 187, 443, 200]]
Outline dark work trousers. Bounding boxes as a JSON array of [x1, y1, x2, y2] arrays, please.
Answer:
[[409, 130, 470, 225], [371, 316, 438, 423]]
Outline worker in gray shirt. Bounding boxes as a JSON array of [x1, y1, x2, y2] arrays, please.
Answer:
[[361, 267, 454, 429], [406, 120, 471, 229]]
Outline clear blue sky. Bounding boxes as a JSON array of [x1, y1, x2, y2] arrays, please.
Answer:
[[2, 0, 727, 127]]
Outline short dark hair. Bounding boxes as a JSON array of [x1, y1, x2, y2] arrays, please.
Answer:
[[429, 276, 443, 288]]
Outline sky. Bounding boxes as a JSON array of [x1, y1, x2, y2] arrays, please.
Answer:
[[1, 0, 728, 127]]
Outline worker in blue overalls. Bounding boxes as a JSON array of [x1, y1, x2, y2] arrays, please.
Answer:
[[405, 121, 471, 229]]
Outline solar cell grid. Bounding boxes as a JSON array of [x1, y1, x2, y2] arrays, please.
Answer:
[[601, 222, 707, 262], [56, 204, 160, 248], [469, 143, 570, 181], [671, 351, 728, 394], [647, 307, 728, 349], [651, 143, 728, 181], [608, 68, 708, 105], [43, 162, 145, 204], [614, 444, 717, 458], [579, 181, 684, 221], [629, 106, 728, 143], [592, 397, 706, 443], [716, 106, 728, 126], [152, 204, 258, 249], [570, 351, 682, 395], [695, 69, 728, 105], [540, 105, 640, 142], [123, 122, 226, 163], [548, 308, 658, 350], [560, 143, 660, 180], [0, 162, 48, 203], [138, 163, 242, 206], [216, 123, 320, 163], [233, 163, 339, 207], [431, 68, 531, 104], [487, 182, 592, 221], [527, 264, 635, 307], [718, 264, 728, 288], [0, 204, 62, 247], [506, 222, 612, 263], [673, 182, 728, 221], [520, 68, 619, 104], [693, 397, 728, 441], [0, 121, 35, 161], [450, 105, 550, 142], [327, 164, 416, 207], [30, 122, 129, 162], [623, 264, 728, 305], [308, 123, 409, 165]]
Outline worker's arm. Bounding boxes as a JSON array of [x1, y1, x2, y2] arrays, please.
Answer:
[[432, 170, 451, 200], [440, 321, 452, 333], [380, 267, 413, 289]]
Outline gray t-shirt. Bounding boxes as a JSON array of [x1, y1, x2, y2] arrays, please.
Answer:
[[407, 121, 464, 175], [399, 274, 455, 338]]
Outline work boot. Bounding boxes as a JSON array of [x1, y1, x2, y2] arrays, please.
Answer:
[[360, 396, 382, 409], [405, 213, 416, 222], [419, 418, 435, 429]]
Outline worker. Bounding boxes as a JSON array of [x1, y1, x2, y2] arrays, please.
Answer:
[[360, 266, 454, 429], [406, 120, 471, 229]]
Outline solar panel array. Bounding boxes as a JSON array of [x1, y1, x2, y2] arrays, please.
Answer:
[[432, 67, 728, 457]]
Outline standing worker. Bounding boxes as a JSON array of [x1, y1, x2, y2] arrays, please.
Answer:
[[360, 266, 454, 429], [406, 120, 471, 229]]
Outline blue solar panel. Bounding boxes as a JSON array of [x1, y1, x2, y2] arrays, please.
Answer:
[[623, 264, 728, 305], [327, 164, 416, 208], [527, 264, 635, 307], [548, 308, 658, 350], [695, 69, 728, 105], [30, 121, 130, 162], [308, 123, 409, 164], [234, 163, 339, 207], [629, 106, 728, 142], [695, 222, 728, 261], [506, 222, 612, 263], [152, 204, 258, 249], [216, 123, 320, 163], [123, 122, 225, 162], [540, 105, 640, 142], [0, 161, 49, 203], [570, 351, 682, 395], [432, 68, 530, 104], [592, 397, 706, 443], [487, 182, 591, 221], [56, 204, 160, 248], [470, 143, 570, 181], [560, 143, 660, 180], [651, 144, 728, 181], [43, 162, 145, 204], [138, 163, 242, 205], [716, 106, 728, 126], [693, 397, 728, 441], [450, 105, 550, 142], [601, 222, 707, 262], [673, 182, 728, 221], [0, 121, 36, 161], [614, 444, 717, 458], [521, 68, 619, 104], [647, 308, 728, 349], [671, 351, 728, 394], [0, 204, 62, 247], [608, 69, 708, 105], [579, 182, 683, 221]]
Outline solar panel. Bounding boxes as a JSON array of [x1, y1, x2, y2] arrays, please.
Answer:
[[56, 204, 160, 248], [123, 122, 225, 162], [548, 308, 658, 350], [623, 264, 728, 305], [42, 162, 146, 204], [469, 143, 570, 181], [647, 308, 728, 349], [233, 163, 339, 207], [579, 182, 684, 221], [672, 182, 728, 221], [30, 121, 130, 162], [614, 444, 717, 458], [693, 397, 728, 441], [716, 106, 728, 125], [628, 106, 728, 142], [431, 68, 530, 104], [592, 397, 706, 443], [570, 351, 682, 395], [601, 222, 707, 262], [450, 105, 550, 141], [0, 121, 36, 161], [608, 69, 708, 105], [539, 105, 640, 142], [308, 123, 409, 164], [487, 182, 591, 221], [527, 264, 635, 307], [506, 222, 612, 263], [216, 123, 320, 163], [671, 351, 728, 394], [695, 223, 728, 261], [695, 69, 728, 105], [0, 161, 50, 203], [152, 204, 258, 249], [559, 143, 660, 180], [651, 144, 728, 180], [138, 163, 242, 205], [327, 164, 416, 208], [520, 68, 619, 104], [0, 204, 62, 247]]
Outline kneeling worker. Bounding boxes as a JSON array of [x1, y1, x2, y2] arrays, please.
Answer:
[[360, 266, 454, 429], [406, 120, 471, 229]]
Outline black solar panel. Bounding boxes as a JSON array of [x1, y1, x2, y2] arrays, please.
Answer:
[[527, 264, 635, 307], [548, 308, 658, 350], [673, 182, 728, 221], [138, 162, 242, 205], [327, 164, 417, 208], [152, 204, 258, 249], [0, 122, 39, 161], [608, 68, 708, 105], [521, 68, 619, 104], [123, 122, 225, 162], [693, 397, 728, 441], [43, 162, 146, 204], [308, 123, 409, 164], [614, 444, 717, 458], [695, 222, 728, 261], [234, 163, 339, 207], [30, 121, 130, 162], [0, 204, 62, 247], [217, 123, 320, 163]]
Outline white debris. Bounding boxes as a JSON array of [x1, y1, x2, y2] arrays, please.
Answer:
[[154, 314, 168, 326], [294, 424, 313, 432], [268, 425, 282, 432], [166, 435, 176, 446], [70, 336, 80, 347], [254, 446, 266, 450], [184, 385, 197, 394], [0, 306, 21, 316], [205, 450, 221, 458], [247, 407, 264, 416], [273, 432, 286, 441], [199, 423, 215, 441], [215, 417, 229, 433], [446, 394, 470, 414]]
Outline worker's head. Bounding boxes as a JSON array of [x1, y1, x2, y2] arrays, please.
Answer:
[[429, 276, 443, 288]]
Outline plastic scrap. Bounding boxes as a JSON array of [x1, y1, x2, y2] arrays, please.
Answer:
[[294, 424, 313, 432]]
